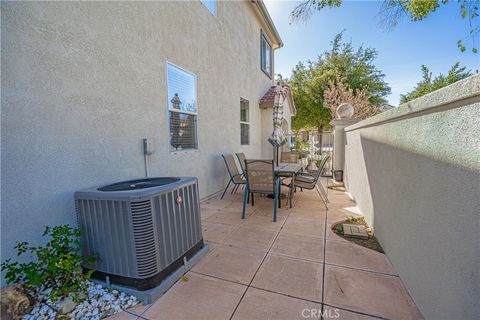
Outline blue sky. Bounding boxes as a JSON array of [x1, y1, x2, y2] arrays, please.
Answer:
[[264, 0, 480, 105]]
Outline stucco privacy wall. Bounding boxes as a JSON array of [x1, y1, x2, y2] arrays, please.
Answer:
[[1, 1, 277, 270], [344, 74, 480, 319]]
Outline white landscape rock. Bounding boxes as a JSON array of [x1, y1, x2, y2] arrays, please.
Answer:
[[22, 281, 139, 320]]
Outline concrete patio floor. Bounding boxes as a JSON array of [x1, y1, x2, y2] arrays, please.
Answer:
[[111, 181, 423, 320]]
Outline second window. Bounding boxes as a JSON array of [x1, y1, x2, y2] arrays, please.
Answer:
[[261, 32, 272, 77], [240, 98, 250, 145]]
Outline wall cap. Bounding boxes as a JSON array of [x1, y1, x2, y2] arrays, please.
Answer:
[[345, 73, 480, 132]]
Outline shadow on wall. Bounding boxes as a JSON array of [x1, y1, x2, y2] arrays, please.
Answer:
[[211, 154, 229, 195], [360, 136, 480, 319]]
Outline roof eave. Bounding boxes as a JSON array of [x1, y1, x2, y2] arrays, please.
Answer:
[[253, 0, 283, 48]]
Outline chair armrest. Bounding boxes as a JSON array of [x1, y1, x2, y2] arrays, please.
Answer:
[[297, 172, 314, 178]]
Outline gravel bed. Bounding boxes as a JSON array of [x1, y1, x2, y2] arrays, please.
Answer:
[[23, 281, 139, 320]]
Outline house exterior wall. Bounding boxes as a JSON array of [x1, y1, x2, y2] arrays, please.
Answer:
[[343, 74, 480, 319], [1, 1, 282, 273]]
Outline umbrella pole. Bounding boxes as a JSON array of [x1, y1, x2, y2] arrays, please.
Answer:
[[276, 146, 279, 166]]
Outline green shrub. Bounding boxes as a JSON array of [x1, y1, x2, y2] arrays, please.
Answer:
[[1, 225, 97, 302], [334, 224, 344, 235]]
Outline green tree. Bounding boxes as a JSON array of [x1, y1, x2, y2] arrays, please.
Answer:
[[288, 33, 391, 134], [291, 0, 479, 53], [400, 62, 472, 103]]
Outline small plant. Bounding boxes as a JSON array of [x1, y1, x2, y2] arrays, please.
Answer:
[[334, 224, 344, 235], [1, 225, 97, 302], [294, 140, 310, 151]]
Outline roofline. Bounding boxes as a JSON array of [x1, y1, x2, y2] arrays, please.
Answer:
[[253, 1, 283, 48], [259, 85, 296, 115]]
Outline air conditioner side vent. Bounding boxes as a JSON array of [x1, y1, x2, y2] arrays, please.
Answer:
[[131, 200, 158, 277]]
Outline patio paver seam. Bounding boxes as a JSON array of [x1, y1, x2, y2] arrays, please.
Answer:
[[124, 311, 147, 320], [202, 221, 242, 244], [187, 270, 325, 307], [249, 285, 323, 305], [134, 306, 153, 319], [320, 180, 330, 317], [322, 303, 392, 320], [125, 307, 150, 319], [189, 269, 252, 285], [207, 242, 274, 254], [267, 251, 324, 264], [228, 205, 292, 320], [323, 262, 399, 277]]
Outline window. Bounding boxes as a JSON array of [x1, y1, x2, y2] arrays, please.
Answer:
[[201, 0, 216, 16], [167, 63, 198, 151], [261, 32, 272, 77], [240, 98, 250, 145]]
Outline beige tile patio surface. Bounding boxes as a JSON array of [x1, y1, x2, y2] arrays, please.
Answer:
[[111, 182, 423, 320]]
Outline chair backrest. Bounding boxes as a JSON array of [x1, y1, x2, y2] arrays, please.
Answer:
[[244, 159, 275, 194], [281, 152, 299, 164], [222, 154, 241, 179], [235, 153, 246, 173], [312, 153, 330, 183]]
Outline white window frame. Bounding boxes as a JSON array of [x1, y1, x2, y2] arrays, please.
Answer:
[[260, 31, 272, 78], [240, 98, 250, 146], [166, 62, 199, 152], [201, 0, 216, 16]]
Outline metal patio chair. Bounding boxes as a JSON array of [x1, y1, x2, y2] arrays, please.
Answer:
[[235, 152, 246, 175], [242, 159, 280, 222], [291, 153, 330, 206], [221, 154, 245, 199], [296, 152, 329, 181], [279, 151, 300, 195]]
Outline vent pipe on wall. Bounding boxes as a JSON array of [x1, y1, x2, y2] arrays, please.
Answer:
[[143, 138, 154, 177]]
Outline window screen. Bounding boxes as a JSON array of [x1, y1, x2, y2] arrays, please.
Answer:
[[167, 63, 198, 151]]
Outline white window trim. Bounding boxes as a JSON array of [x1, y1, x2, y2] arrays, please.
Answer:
[[166, 61, 199, 152], [240, 98, 250, 146]]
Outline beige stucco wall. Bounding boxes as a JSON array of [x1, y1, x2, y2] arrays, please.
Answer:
[[344, 74, 480, 319], [1, 1, 283, 272]]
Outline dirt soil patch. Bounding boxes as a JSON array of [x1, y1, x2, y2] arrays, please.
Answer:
[[332, 218, 384, 254]]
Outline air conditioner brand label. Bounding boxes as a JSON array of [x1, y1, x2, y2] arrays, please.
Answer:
[[176, 195, 183, 205]]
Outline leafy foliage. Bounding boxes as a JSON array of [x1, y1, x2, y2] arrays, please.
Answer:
[[1, 225, 97, 302], [291, 0, 342, 22], [400, 62, 472, 103], [294, 139, 311, 151], [291, 0, 480, 53], [286, 32, 390, 131]]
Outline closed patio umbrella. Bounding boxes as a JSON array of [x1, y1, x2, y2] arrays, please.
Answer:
[[268, 85, 287, 165]]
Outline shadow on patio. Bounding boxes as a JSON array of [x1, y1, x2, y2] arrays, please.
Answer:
[[111, 180, 422, 320]]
